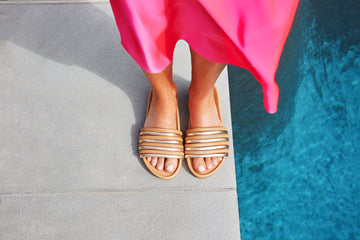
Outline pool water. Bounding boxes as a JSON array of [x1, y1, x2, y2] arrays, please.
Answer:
[[228, 0, 360, 239]]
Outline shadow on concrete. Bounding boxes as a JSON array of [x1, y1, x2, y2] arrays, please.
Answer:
[[0, 3, 191, 167]]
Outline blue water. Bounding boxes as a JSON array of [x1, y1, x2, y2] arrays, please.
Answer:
[[228, 0, 360, 239]]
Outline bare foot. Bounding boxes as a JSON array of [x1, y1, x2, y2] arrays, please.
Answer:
[[143, 89, 179, 173], [188, 87, 224, 174]]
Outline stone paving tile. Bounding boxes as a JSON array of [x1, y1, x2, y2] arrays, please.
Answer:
[[0, 2, 240, 239], [0, 191, 240, 240], [0, 3, 236, 193]]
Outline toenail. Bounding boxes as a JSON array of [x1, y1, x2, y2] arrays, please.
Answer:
[[151, 161, 156, 166], [157, 166, 163, 170], [207, 164, 213, 169], [166, 165, 174, 172], [214, 161, 219, 165], [146, 157, 151, 161], [198, 165, 206, 172]]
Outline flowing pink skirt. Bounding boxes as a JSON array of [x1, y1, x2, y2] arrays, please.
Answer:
[[109, 0, 299, 113]]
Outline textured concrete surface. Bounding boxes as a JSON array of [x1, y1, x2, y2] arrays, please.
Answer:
[[0, 2, 240, 239]]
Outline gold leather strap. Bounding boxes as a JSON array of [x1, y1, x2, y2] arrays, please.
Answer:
[[139, 128, 184, 159], [185, 127, 229, 158]]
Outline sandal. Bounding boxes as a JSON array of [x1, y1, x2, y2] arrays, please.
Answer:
[[185, 87, 229, 178], [139, 89, 184, 180]]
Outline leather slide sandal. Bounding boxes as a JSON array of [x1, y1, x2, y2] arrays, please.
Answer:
[[139, 89, 184, 180], [185, 87, 229, 178]]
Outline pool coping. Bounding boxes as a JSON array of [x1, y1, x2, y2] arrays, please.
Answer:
[[0, 2, 241, 239]]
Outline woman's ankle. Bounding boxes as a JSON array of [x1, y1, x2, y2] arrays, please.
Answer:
[[188, 85, 214, 105], [152, 83, 177, 101]]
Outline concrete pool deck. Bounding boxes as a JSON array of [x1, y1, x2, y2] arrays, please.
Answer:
[[0, 1, 241, 239]]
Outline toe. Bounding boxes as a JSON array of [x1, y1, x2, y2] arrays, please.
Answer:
[[213, 157, 222, 166], [151, 157, 158, 167], [193, 157, 206, 173], [165, 158, 177, 173], [205, 157, 213, 169], [156, 157, 164, 170]]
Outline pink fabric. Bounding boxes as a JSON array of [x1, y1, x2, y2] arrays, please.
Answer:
[[109, 0, 299, 113]]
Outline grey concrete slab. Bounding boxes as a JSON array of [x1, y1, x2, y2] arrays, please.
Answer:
[[0, 3, 237, 193], [0, 3, 240, 239], [0, 191, 240, 240]]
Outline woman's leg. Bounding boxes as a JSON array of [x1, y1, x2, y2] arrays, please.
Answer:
[[188, 48, 226, 173], [141, 63, 179, 172]]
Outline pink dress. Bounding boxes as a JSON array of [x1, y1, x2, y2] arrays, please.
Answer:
[[109, 0, 299, 113]]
